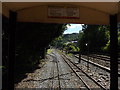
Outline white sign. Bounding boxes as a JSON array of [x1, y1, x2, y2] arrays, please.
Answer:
[[48, 6, 79, 19]]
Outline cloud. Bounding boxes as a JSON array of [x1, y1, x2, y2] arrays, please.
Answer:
[[64, 24, 83, 34], [67, 24, 82, 29]]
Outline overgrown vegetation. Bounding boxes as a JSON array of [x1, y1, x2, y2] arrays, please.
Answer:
[[51, 33, 79, 52], [52, 24, 120, 55], [79, 25, 120, 55], [47, 49, 52, 54], [14, 23, 67, 82], [78, 25, 110, 54], [15, 23, 67, 71], [2, 17, 67, 84]]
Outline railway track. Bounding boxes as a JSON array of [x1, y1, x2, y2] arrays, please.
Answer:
[[82, 54, 120, 65], [55, 53, 61, 89], [48, 52, 61, 89], [61, 53, 107, 90], [74, 55, 120, 77]]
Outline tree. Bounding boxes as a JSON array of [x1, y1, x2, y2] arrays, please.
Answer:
[[51, 33, 79, 49], [14, 22, 68, 80], [78, 25, 109, 53]]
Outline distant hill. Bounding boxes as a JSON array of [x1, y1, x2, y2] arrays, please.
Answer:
[[62, 33, 79, 43], [50, 33, 79, 48]]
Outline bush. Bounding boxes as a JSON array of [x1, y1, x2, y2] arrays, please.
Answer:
[[101, 40, 110, 53]]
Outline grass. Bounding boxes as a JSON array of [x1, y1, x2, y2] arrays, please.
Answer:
[[57, 49, 73, 57], [67, 53, 73, 57], [0, 65, 5, 69], [47, 49, 52, 54]]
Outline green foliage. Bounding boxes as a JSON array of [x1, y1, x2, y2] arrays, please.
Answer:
[[67, 53, 73, 56], [101, 40, 110, 53], [51, 33, 79, 49], [0, 66, 6, 69], [102, 29, 120, 53], [118, 31, 120, 46], [63, 33, 79, 42], [47, 49, 52, 54], [63, 42, 79, 52], [14, 23, 68, 76], [78, 25, 110, 53]]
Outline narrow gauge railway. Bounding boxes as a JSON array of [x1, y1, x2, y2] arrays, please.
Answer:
[[74, 54, 120, 75], [59, 52, 108, 90], [82, 54, 120, 67], [68, 53, 120, 89], [16, 50, 101, 89], [15, 49, 119, 89]]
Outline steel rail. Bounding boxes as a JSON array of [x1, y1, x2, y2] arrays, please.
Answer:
[[62, 54, 107, 90], [75, 55, 120, 77], [61, 55, 91, 90]]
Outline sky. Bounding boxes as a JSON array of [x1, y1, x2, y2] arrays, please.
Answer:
[[63, 24, 83, 34]]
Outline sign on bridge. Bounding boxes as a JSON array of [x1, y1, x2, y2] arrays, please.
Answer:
[[48, 6, 80, 19]]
